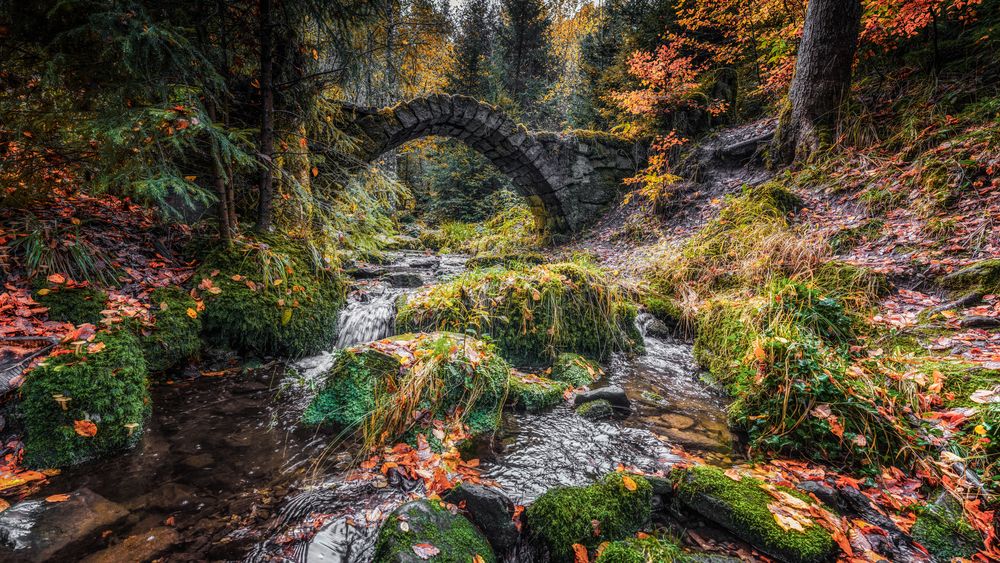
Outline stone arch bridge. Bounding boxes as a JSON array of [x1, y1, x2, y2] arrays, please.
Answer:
[[343, 94, 646, 232]]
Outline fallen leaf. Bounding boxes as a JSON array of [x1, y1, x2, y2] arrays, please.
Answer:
[[411, 543, 440, 559], [622, 475, 638, 491], [186, 308, 197, 319], [573, 543, 589, 563], [45, 494, 70, 502], [73, 420, 98, 437]]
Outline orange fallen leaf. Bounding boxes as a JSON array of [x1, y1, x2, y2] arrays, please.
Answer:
[[47, 273, 66, 284], [573, 543, 589, 563], [622, 475, 638, 491], [45, 494, 70, 502], [185, 308, 197, 319]]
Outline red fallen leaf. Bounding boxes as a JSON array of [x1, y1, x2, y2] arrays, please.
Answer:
[[512, 505, 524, 532], [572, 543, 589, 563], [47, 274, 66, 284], [73, 420, 98, 437], [411, 543, 440, 559], [45, 494, 70, 502]]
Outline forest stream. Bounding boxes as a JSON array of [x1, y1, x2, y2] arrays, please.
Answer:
[[0, 251, 734, 562]]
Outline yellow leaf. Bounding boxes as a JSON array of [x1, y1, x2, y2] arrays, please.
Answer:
[[186, 308, 197, 319], [281, 308, 293, 325], [974, 425, 987, 436], [160, 301, 168, 310], [36, 288, 50, 296], [621, 475, 637, 491]]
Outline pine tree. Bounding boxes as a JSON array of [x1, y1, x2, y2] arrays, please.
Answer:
[[495, 0, 555, 122], [448, 0, 497, 99]]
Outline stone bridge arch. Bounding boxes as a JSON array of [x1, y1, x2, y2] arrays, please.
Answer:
[[344, 94, 644, 232]]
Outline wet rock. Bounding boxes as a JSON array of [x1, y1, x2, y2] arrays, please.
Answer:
[[643, 316, 673, 339], [444, 484, 519, 553], [575, 399, 614, 420], [573, 385, 631, 413], [0, 488, 128, 560], [673, 466, 835, 563], [384, 272, 424, 288], [660, 428, 726, 452], [406, 257, 438, 269], [659, 413, 695, 430], [796, 481, 839, 509], [373, 500, 495, 563], [80, 526, 179, 563]]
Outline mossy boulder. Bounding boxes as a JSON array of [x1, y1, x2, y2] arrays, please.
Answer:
[[595, 536, 684, 563], [373, 500, 496, 563], [20, 329, 150, 468], [941, 259, 1000, 294], [911, 495, 982, 560], [466, 251, 545, 270], [302, 333, 509, 444], [397, 260, 642, 365], [526, 473, 652, 561], [34, 284, 107, 326], [576, 399, 614, 420], [672, 466, 835, 563], [507, 371, 569, 412], [197, 237, 345, 357], [552, 353, 601, 387], [140, 287, 201, 373]]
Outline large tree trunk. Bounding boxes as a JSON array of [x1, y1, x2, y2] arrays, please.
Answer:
[[772, 0, 862, 164], [256, 0, 276, 232]]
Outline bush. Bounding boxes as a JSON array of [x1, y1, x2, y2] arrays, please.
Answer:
[[526, 473, 652, 561], [197, 237, 345, 357], [34, 284, 107, 326], [397, 260, 642, 365], [20, 329, 150, 468], [302, 333, 510, 448], [140, 287, 201, 373]]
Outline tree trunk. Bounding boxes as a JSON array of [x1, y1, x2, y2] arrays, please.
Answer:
[[772, 0, 862, 164], [206, 101, 232, 244], [256, 0, 276, 232]]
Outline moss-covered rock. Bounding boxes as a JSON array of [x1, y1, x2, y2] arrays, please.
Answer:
[[302, 333, 509, 445], [373, 500, 496, 563], [595, 536, 684, 563], [576, 399, 614, 420], [507, 371, 569, 412], [941, 258, 1000, 294], [397, 260, 642, 365], [552, 353, 602, 387], [34, 284, 107, 326], [672, 466, 835, 563], [526, 473, 652, 561], [20, 329, 150, 468], [197, 237, 345, 357], [911, 496, 982, 560], [140, 287, 201, 373], [466, 251, 545, 270]]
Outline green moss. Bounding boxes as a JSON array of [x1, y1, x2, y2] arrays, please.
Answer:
[[526, 473, 652, 561], [397, 259, 642, 365], [35, 285, 107, 325], [941, 259, 1000, 294], [302, 333, 510, 444], [551, 353, 602, 387], [140, 287, 201, 373], [828, 219, 884, 253], [507, 372, 568, 412], [466, 250, 546, 270], [374, 500, 496, 563], [197, 237, 345, 357], [595, 536, 684, 563], [911, 498, 982, 560], [576, 399, 614, 420], [674, 466, 835, 563], [20, 329, 150, 468], [641, 295, 682, 326]]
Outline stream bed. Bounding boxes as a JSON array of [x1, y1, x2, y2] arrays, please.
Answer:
[[0, 252, 735, 562]]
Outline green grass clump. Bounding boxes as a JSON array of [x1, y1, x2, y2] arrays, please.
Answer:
[[595, 536, 684, 563], [20, 329, 150, 468], [197, 236, 345, 357], [551, 353, 602, 387], [373, 500, 495, 563], [911, 497, 982, 560], [302, 333, 509, 448], [141, 287, 201, 373], [35, 285, 107, 325], [673, 466, 835, 563], [526, 473, 652, 561], [507, 372, 569, 412], [397, 259, 642, 365]]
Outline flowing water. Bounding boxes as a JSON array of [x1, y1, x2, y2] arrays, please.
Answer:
[[0, 251, 734, 563]]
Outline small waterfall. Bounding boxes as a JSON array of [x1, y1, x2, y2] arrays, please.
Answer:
[[335, 287, 402, 348]]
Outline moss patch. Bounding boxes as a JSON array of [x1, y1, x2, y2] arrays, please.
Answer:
[[507, 371, 569, 412], [576, 399, 614, 420], [140, 287, 201, 373], [466, 250, 545, 270], [941, 258, 1000, 294], [673, 466, 835, 563], [302, 333, 509, 447], [397, 259, 642, 365], [35, 285, 106, 326], [20, 329, 150, 468], [595, 536, 684, 563], [551, 353, 602, 387], [911, 498, 982, 560], [526, 473, 652, 561], [197, 236, 345, 357], [373, 500, 496, 563]]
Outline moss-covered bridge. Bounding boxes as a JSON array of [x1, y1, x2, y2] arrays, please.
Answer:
[[344, 94, 645, 232]]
